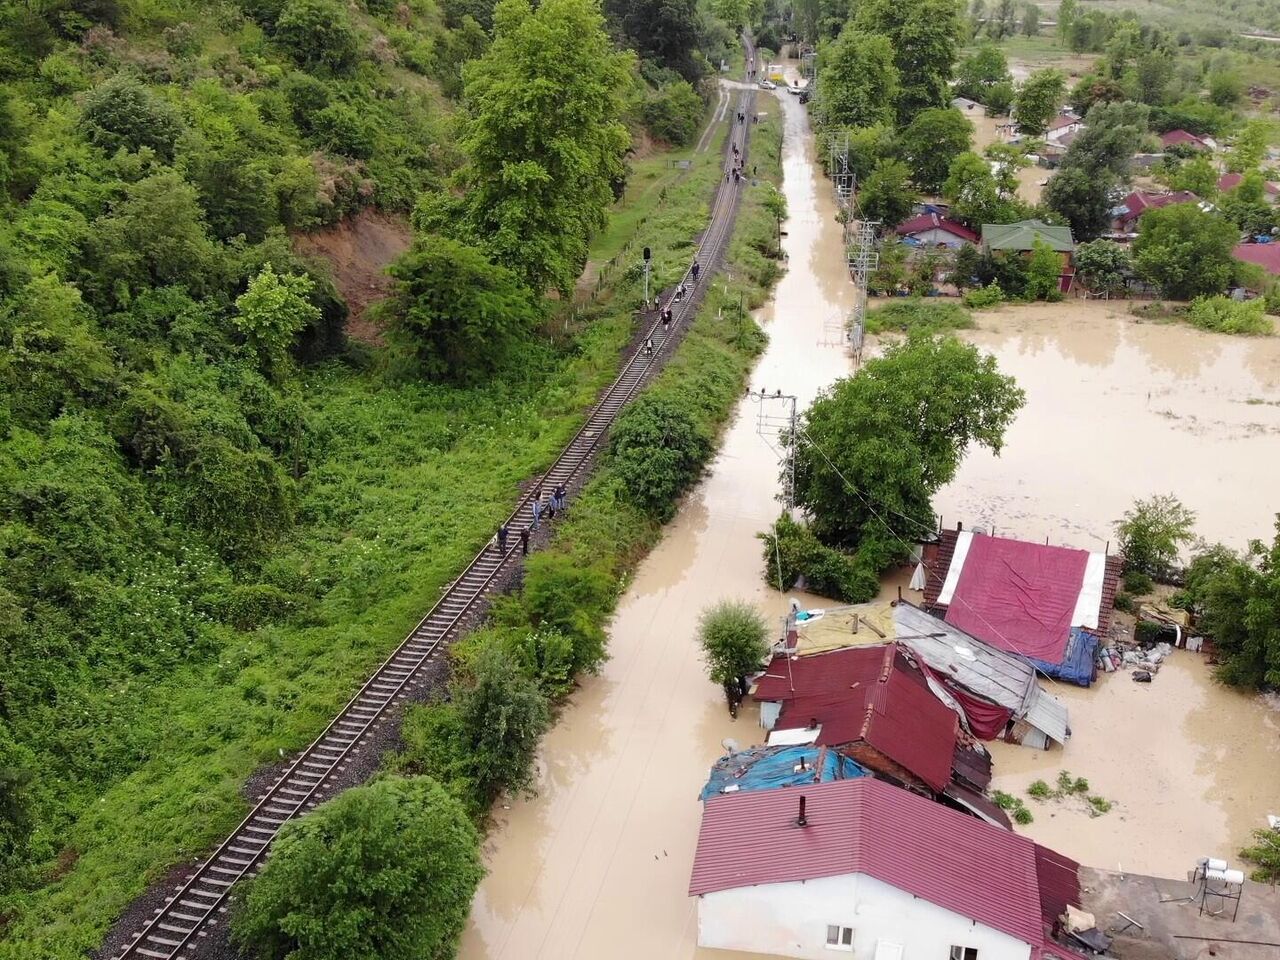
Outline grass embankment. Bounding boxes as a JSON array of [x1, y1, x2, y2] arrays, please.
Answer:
[[390, 109, 786, 805], [865, 299, 975, 336], [0, 122, 741, 959]]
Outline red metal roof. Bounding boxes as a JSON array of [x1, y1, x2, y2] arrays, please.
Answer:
[[1160, 129, 1208, 148], [1047, 114, 1081, 132], [753, 646, 957, 791], [1116, 190, 1198, 228], [1214, 172, 1278, 194], [1234, 241, 1280, 275], [895, 212, 979, 243], [688, 777, 1075, 951]]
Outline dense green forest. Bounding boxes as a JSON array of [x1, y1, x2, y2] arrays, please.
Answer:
[[0, 0, 751, 952]]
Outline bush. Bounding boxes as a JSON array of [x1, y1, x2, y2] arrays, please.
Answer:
[[1123, 569, 1154, 595], [1026, 779, 1051, 799], [697, 599, 770, 685], [1088, 795, 1113, 815], [1186, 296, 1273, 336], [79, 74, 184, 160], [1115, 494, 1197, 580], [962, 283, 1004, 308], [1240, 827, 1280, 883], [232, 776, 482, 960], [757, 513, 880, 602], [642, 80, 703, 146], [609, 393, 711, 521], [518, 552, 616, 675], [274, 0, 360, 73], [864, 299, 974, 336], [1113, 591, 1135, 612], [1012, 805, 1034, 825]]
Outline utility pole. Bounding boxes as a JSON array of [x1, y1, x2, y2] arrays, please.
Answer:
[[847, 219, 880, 366], [642, 245, 651, 309], [752, 389, 798, 508]]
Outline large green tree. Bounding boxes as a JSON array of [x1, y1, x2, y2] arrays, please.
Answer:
[[954, 42, 1011, 102], [610, 393, 711, 521], [899, 107, 973, 194], [854, 0, 962, 122], [417, 0, 633, 297], [233, 776, 483, 960], [1073, 239, 1131, 296], [792, 335, 1024, 549], [816, 28, 900, 128], [1013, 68, 1066, 136], [1132, 204, 1239, 300], [1044, 166, 1115, 242], [858, 158, 918, 228], [385, 234, 540, 382], [943, 151, 1020, 227], [1194, 521, 1280, 689], [1061, 100, 1149, 179], [606, 0, 704, 81]]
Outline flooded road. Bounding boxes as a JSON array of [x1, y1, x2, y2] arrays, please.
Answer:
[[459, 89, 854, 960]]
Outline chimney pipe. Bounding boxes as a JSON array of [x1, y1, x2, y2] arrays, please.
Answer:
[[796, 795, 808, 827], [808, 717, 818, 730]]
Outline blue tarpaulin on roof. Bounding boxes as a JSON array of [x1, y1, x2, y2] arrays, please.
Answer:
[[1028, 627, 1098, 687], [699, 745, 868, 801]]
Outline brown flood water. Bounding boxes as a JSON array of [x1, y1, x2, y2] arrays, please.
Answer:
[[459, 88, 854, 960], [461, 87, 1280, 959]]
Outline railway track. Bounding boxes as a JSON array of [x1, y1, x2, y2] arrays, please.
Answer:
[[113, 44, 759, 960]]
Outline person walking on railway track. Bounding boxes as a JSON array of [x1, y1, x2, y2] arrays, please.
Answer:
[[497, 523, 509, 554], [644, 337, 654, 358], [520, 525, 530, 555], [532, 494, 543, 528], [692, 260, 700, 281], [553, 483, 566, 514]]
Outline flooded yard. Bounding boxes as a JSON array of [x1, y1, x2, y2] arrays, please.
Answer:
[[460, 85, 1280, 960]]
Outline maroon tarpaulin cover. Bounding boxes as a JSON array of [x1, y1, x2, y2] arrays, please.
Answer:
[[944, 534, 1088, 662], [939, 677, 1013, 740]]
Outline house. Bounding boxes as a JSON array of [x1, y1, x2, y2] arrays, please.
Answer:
[[1110, 190, 1200, 233], [700, 744, 868, 800], [752, 645, 958, 793], [895, 212, 979, 249], [1159, 129, 1213, 151], [688, 777, 1085, 960], [786, 603, 1070, 750], [1217, 171, 1280, 201], [1232, 240, 1280, 276], [921, 527, 1122, 686], [1045, 112, 1083, 142], [980, 220, 1075, 292], [952, 96, 980, 111]]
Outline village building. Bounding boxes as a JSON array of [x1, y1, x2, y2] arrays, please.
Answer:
[[1158, 129, 1214, 151], [1217, 171, 1280, 201], [688, 777, 1085, 960], [1109, 189, 1202, 235], [1044, 112, 1083, 142], [785, 602, 1070, 749], [1232, 240, 1280, 277], [921, 527, 1122, 686], [980, 219, 1076, 293], [895, 212, 979, 249]]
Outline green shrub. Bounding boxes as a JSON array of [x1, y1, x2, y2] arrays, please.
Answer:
[[864, 299, 974, 335], [1123, 569, 1154, 595], [1012, 805, 1034, 825], [79, 75, 184, 160], [1113, 591, 1135, 612], [642, 80, 703, 146], [1116, 494, 1197, 580], [1026, 779, 1051, 799], [519, 552, 616, 675], [962, 283, 1004, 308], [1187, 296, 1272, 336], [274, 0, 361, 73], [992, 790, 1017, 809], [232, 776, 482, 960], [1087, 795, 1113, 815], [609, 393, 711, 521], [757, 513, 880, 602], [697, 599, 770, 686], [1240, 827, 1280, 883]]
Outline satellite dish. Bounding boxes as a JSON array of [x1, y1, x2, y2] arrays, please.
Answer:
[[721, 738, 740, 754]]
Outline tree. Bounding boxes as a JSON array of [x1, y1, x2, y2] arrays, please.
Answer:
[[1169, 153, 1218, 197], [1024, 237, 1063, 300], [1044, 166, 1115, 242], [946, 242, 982, 291], [1070, 74, 1127, 113], [697, 599, 769, 686], [642, 80, 703, 145], [1057, 0, 1078, 42], [1115, 494, 1197, 580], [1220, 172, 1277, 236], [1192, 521, 1280, 690], [793, 335, 1024, 549], [417, 0, 632, 297], [944, 151, 1018, 227], [1208, 71, 1243, 107], [1227, 119, 1269, 175], [899, 108, 973, 193], [858, 159, 917, 228], [232, 776, 483, 960], [78, 74, 184, 160], [609, 393, 711, 521], [1073, 239, 1131, 296], [1134, 49, 1174, 106], [954, 42, 1010, 101], [985, 79, 1015, 116], [607, 0, 703, 80], [1021, 2, 1039, 36], [1062, 100, 1149, 179], [385, 235, 539, 382], [854, 0, 962, 122], [1013, 69, 1066, 136], [816, 28, 900, 128], [233, 266, 321, 374], [274, 0, 361, 73], [987, 0, 1016, 39], [1132, 204, 1239, 300]]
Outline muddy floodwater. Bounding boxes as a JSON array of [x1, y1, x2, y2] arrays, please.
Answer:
[[460, 84, 1280, 959]]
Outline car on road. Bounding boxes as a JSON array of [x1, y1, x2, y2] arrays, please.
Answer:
[[758, 79, 777, 90]]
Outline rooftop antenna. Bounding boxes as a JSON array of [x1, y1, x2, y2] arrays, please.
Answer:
[[795, 795, 809, 827]]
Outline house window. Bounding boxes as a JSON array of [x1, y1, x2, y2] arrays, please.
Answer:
[[949, 947, 979, 960], [825, 924, 854, 951]]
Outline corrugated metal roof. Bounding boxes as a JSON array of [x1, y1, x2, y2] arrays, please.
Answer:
[[893, 603, 1070, 745], [1035, 843, 1082, 928], [688, 777, 1051, 949], [752, 646, 957, 791], [981, 219, 1075, 253]]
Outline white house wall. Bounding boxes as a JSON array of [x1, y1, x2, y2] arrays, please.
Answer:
[[697, 872, 1033, 960]]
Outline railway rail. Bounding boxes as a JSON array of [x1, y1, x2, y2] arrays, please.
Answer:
[[113, 43, 759, 960]]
